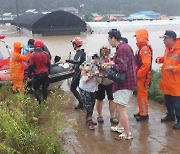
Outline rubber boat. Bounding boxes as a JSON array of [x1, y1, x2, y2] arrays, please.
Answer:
[[0, 35, 74, 86]]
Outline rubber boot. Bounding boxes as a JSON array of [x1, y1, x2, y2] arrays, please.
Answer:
[[161, 113, 175, 122], [173, 116, 180, 129]]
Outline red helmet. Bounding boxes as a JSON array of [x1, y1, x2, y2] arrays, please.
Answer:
[[34, 40, 44, 48], [0, 35, 5, 39], [72, 37, 83, 46]]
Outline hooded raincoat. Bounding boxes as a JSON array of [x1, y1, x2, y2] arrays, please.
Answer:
[[10, 42, 31, 92], [135, 29, 153, 116]]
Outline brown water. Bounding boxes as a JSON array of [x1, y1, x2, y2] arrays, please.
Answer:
[[1, 24, 180, 70]]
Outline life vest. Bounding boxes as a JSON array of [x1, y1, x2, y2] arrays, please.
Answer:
[[135, 45, 153, 87], [135, 45, 153, 73]]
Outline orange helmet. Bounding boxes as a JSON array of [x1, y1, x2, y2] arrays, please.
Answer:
[[71, 37, 83, 46], [34, 40, 44, 48]]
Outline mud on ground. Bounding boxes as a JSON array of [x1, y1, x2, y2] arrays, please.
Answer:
[[60, 81, 180, 154]]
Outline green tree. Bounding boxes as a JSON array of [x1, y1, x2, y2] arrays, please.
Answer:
[[84, 12, 93, 22], [1, 0, 180, 15]]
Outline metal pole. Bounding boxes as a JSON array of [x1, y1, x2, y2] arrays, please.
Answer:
[[0, 13, 3, 25], [79, 0, 84, 20], [37, 0, 40, 13], [0, 0, 4, 25], [15, 0, 20, 31]]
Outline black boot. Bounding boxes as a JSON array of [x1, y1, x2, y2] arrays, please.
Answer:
[[173, 116, 180, 129], [34, 89, 41, 104], [161, 114, 175, 122], [136, 115, 149, 121], [173, 123, 180, 129], [134, 113, 140, 118], [74, 103, 84, 110]]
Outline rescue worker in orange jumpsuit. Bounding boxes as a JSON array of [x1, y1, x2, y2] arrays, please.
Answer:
[[10, 42, 31, 92], [157, 30, 180, 129], [134, 29, 153, 121]]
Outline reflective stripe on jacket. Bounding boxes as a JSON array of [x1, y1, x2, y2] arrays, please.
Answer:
[[160, 38, 180, 96]]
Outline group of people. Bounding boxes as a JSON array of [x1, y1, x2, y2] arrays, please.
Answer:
[[68, 29, 180, 140], [66, 37, 119, 130], [10, 39, 51, 104], [9, 28, 180, 140]]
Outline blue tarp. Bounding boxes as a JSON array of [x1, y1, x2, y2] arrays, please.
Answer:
[[128, 11, 160, 20], [0, 17, 13, 23]]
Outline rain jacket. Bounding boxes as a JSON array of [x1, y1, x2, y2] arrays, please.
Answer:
[[135, 29, 152, 116], [10, 42, 31, 82], [21, 43, 34, 56], [135, 29, 152, 79], [158, 38, 180, 96], [28, 48, 50, 77]]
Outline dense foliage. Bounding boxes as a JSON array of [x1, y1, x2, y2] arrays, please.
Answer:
[[148, 70, 164, 103], [0, 84, 68, 154], [0, 0, 180, 16]]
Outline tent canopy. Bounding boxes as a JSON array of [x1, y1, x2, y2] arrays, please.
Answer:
[[11, 10, 87, 35]]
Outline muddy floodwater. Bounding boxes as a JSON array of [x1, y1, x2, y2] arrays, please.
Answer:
[[1, 21, 180, 70]]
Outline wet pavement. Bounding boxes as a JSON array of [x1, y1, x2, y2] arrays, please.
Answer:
[[60, 80, 180, 154]]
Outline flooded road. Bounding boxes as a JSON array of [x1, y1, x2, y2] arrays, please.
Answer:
[[60, 81, 180, 154]]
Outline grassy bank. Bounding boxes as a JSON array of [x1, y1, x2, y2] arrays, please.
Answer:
[[148, 70, 164, 103], [134, 70, 164, 103], [0, 84, 69, 154]]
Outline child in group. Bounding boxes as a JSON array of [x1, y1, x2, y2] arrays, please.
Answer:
[[79, 54, 100, 130], [96, 46, 119, 124]]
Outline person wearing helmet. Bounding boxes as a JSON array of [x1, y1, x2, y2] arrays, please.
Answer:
[[66, 37, 86, 109], [10, 42, 31, 92], [28, 40, 51, 104]]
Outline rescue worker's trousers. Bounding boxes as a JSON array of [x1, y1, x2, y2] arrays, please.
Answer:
[[137, 77, 150, 116], [165, 95, 180, 122], [12, 79, 24, 93], [70, 71, 83, 105]]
